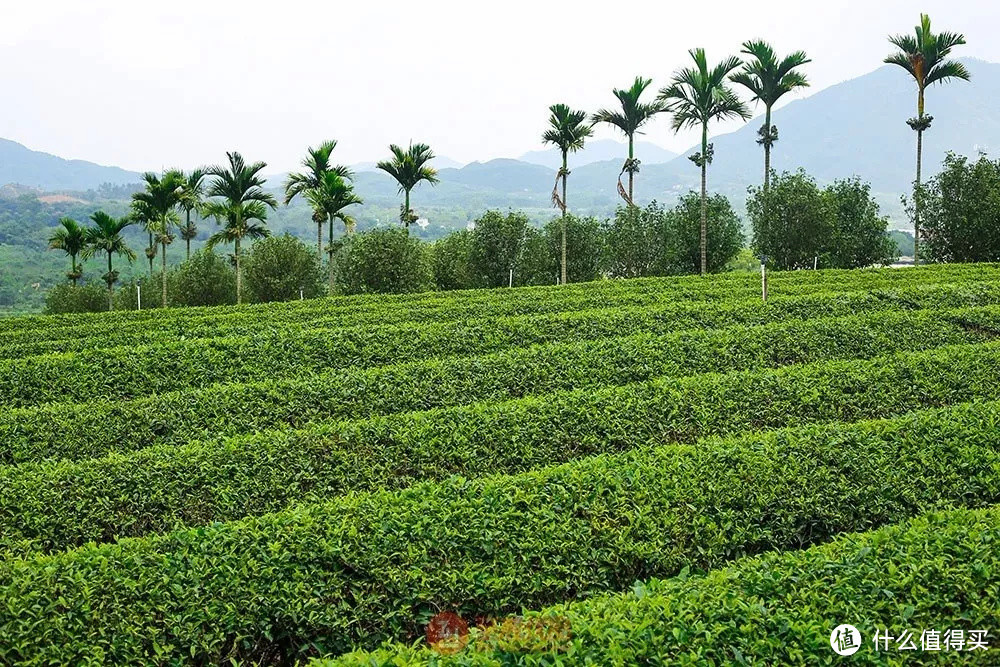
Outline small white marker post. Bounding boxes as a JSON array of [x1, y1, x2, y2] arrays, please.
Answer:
[[509, 268, 513, 288], [759, 255, 768, 302], [137, 282, 142, 311]]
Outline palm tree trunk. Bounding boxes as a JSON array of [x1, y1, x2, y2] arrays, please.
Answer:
[[328, 214, 336, 293], [235, 237, 242, 304], [317, 220, 324, 263], [627, 136, 635, 204], [185, 210, 192, 261], [561, 152, 568, 286], [914, 128, 923, 266], [763, 107, 772, 191], [161, 238, 168, 307], [106, 251, 114, 311], [404, 189, 411, 234], [70, 254, 78, 287], [700, 123, 708, 276], [147, 231, 154, 277], [186, 237, 192, 260]]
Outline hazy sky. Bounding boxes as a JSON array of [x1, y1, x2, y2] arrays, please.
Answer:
[[2, 1, 999, 174]]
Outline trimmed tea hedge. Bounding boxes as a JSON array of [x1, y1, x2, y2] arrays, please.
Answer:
[[2, 397, 1000, 664], [3, 280, 1000, 408], [5, 340, 1000, 555], [5, 304, 998, 465], [327, 507, 1000, 665]]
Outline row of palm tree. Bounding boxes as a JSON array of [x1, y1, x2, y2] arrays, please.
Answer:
[[543, 15, 969, 277]]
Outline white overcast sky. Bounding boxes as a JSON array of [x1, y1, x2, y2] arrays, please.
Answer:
[[1, 1, 998, 173]]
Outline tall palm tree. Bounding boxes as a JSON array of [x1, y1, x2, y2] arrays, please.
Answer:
[[659, 49, 750, 276], [178, 169, 207, 260], [542, 103, 593, 285], [304, 171, 363, 291], [82, 211, 135, 310], [591, 77, 664, 207], [132, 170, 185, 305], [203, 152, 277, 303], [376, 142, 439, 232], [886, 13, 970, 265], [48, 217, 87, 286], [284, 140, 353, 261], [730, 41, 810, 190]]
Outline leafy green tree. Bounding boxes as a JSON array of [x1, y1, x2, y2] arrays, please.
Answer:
[[469, 210, 534, 288], [81, 211, 136, 310], [604, 202, 667, 278], [431, 229, 475, 291], [659, 48, 750, 276], [243, 234, 324, 302], [730, 41, 810, 190], [749, 170, 894, 270], [303, 171, 363, 291], [825, 177, 898, 268], [542, 104, 593, 284], [283, 140, 353, 260], [178, 169, 207, 260], [334, 227, 433, 294], [917, 152, 1000, 263], [886, 13, 970, 265], [203, 152, 278, 303], [592, 77, 664, 207], [541, 214, 606, 283], [169, 248, 236, 307], [377, 143, 439, 231], [44, 283, 109, 314], [665, 192, 745, 274], [132, 170, 185, 306], [48, 217, 87, 285]]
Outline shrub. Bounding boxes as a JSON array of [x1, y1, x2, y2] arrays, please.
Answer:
[[430, 229, 474, 291], [243, 234, 323, 303], [541, 214, 607, 283], [918, 152, 1000, 263], [169, 248, 237, 306], [468, 210, 535, 288], [43, 283, 110, 314], [334, 227, 433, 295], [3, 399, 1000, 664]]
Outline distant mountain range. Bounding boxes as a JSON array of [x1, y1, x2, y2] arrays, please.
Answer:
[[3, 58, 1000, 226]]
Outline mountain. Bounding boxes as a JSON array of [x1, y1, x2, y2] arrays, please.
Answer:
[[518, 139, 677, 170], [0, 138, 141, 191]]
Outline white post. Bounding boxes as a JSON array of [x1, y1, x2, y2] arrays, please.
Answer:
[[137, 283, 141, 311], [814, 256, 818, 270], [761, 262, 768, 302], [509, 268, 513, 288], [299, 287, 304, 301]]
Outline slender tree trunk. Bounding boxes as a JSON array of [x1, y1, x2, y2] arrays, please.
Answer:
[[763, 107, 772, 191], [70, 254, 78, 286], [627, 136, 635, 204], [161, 238, 168, 308], [914, 128, 923, 266], [404, 189, 411, 234], [185, 209, 192, 260], [186, 237, 191, 260], [235, 237, 242, 304], [147, 231, 154, 277], [700, 123, 708, 276], [328, 214, 336, 293], [561, 152, 568, 286], [317, 220, 324, 263], [106, 251, 114, 311]]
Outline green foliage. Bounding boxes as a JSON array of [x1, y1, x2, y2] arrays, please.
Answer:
[[334, 227, 433, 295], [43, 283, 111, 314], [169, 248, 237, 307], [604, 202, 667, 277], [667, 192, 745, 273], [430, 229, 474, 290], [468, 210, 534, 287], [918, 152, 1000, 263], [331, 506, 1000, 665], [541, 215, 606, 283], [5, 397, 1000, 663], [243, 234, 323, 303], [749, 170, 896, 269]]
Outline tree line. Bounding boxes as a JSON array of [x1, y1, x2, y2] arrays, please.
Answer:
[[47, 13, 970, 311]]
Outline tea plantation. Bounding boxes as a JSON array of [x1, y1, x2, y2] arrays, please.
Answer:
[[2, 264, 1000, 664]]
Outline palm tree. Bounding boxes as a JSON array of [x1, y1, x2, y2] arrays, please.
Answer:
[[178, 169, 207, 260], [82, 211, 135, 310], [284, 140, 353, 261], [376, 142, 439, 232], [48, 217, 87, 285], [203, 152, 277, 303], [591, 77, 664, 207], [730, 41, 810, 190], [132, 170, 185, 305], [304, 171, 363, 291], [659, 49, 750, 276], [886, 14, 970, 265], [542, 104, 593, 285]]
